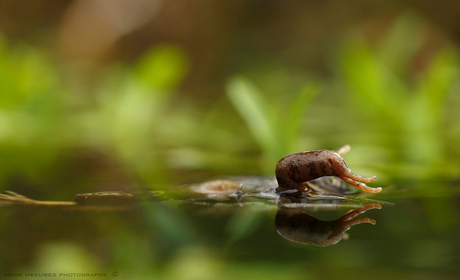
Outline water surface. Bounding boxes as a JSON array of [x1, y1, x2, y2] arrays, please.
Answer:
[[1, 178, 459, 280]]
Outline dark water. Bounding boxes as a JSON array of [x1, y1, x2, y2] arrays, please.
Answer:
[[1, 178, 460, 280]]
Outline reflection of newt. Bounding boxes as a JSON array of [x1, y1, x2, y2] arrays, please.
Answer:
[[276, 145, 381, 196], [275, 203, 382, 246]]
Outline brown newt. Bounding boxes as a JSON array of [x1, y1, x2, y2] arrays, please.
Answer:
[[275, 145, 381, 195]]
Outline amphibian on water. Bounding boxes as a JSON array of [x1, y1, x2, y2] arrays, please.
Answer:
[[0, 145, 381, 208], [276, 145, 381, 195]]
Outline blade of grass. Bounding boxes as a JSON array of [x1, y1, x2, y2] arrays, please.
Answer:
[[418, 46, 459, 118], [226, 76, 280, 161], [340, 40, 407, 127], [378, 12, 425, 75], [283, 81, 320, 153], [405, 46, 459, 168]]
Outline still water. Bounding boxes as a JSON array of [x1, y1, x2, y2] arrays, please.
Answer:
[[1, 176, 459, 280]]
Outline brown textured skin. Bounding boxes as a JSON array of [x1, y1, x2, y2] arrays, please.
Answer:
[[275, 203, 381, 246], [275, 147, 381, 195]]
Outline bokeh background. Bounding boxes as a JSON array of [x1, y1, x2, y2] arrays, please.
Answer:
[[1, 1, 460, 279]]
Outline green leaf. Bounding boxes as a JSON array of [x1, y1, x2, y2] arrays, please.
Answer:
[[283, 81, 320, 152], [340, 40, 407, 127], [226, 76, 280, 160], [378, 12, 425, 75], [404, 46, 459, 166], [418, 46, 459, 118], [134, 44, 189, 91]]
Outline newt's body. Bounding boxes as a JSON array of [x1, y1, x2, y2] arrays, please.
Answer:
[[276, 145, 381, 195]]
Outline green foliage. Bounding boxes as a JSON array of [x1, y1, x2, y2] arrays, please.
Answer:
[[134, 44, 189, 91], [72, 44, 191, 187], [337, 14, 460, 233], [0, 12, 457, 193], [226, 76, 319, 170], [226, 76, 279, 161], [0, 38, 58, 110], [0, 37, 193, 192], [339, 16, 459, 179], [0, 36, 65, 188]]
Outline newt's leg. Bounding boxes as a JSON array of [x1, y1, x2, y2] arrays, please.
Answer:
[[343, 217, 376, 227], [335, 145, 376, 182], [332, 146, 378, 190], [340, 176, 382, 193], [341, 168, 377, 183], [339, 204, 382, 222], [336, 145, 351, 156]]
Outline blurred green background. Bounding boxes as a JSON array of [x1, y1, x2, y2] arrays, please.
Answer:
[[1, 1, 460, 279]]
